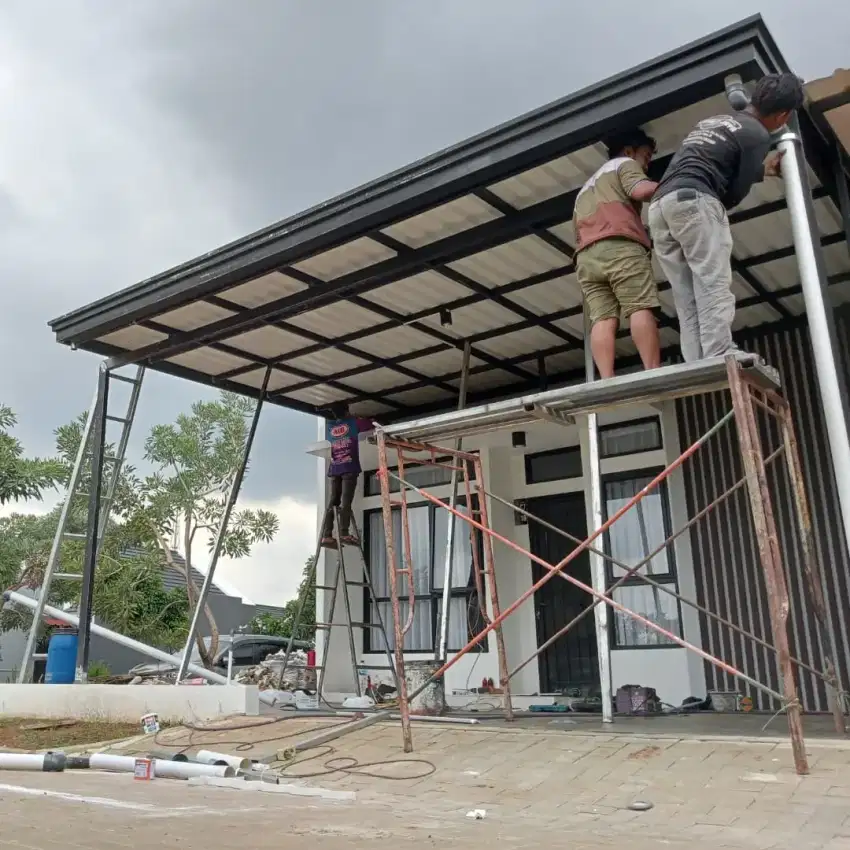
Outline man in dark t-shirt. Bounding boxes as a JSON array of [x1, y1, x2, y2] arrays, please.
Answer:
[[647, 73, 805, 362]]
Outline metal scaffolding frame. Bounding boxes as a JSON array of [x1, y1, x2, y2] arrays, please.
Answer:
[[374, 355, 846, 774]]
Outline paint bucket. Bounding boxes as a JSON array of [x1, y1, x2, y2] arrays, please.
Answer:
[[295, 690, 319, 711], [141, 713, 160, 734], [133, 758, 155, 780], [708, 691, 740, 712], [406, 660, 446, 716]]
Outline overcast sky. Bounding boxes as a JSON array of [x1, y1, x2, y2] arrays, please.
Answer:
[[0, 0, 847, 605]]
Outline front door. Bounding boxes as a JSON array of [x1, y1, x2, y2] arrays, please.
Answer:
[[527, 492, 599, 693]]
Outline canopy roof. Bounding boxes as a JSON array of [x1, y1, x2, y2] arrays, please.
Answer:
[[49, 16, 850, 422]]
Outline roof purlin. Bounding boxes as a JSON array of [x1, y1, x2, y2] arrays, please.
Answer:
[[50, 20, 775, 347]]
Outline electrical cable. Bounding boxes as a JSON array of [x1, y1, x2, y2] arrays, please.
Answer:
[[151, 715, 436, 780]]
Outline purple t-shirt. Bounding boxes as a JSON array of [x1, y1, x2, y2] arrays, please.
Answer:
[[326, 417, 372, 476]]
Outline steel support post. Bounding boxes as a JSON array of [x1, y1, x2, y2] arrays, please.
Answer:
[[75, 364, 109, 682], [437, 342, 472, 662], [376, 430, 413, 753], [583, 308, 613, 723], [727, 360, 809, 775], [778, 129, 850, 562], [175, 369, 270, 683]]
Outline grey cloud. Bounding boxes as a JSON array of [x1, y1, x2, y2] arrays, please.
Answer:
[[0, 0, 847, 508]]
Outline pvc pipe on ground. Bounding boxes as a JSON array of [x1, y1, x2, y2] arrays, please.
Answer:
[[3, 590, 277, 707], [0, 752, 66, 772], [88, 753, 235, 779], [196, 750, 252, 771]]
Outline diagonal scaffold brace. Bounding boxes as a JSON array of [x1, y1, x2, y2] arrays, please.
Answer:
[[374, 354, 845, 775]]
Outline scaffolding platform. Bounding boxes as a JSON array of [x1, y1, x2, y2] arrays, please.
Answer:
[[373, 355, 845, 776], [380, 354, 780, 443]]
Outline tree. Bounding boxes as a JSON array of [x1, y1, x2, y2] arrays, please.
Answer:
[[0, 404, 64, 505], [248, 557, 316, 642], [122, 393, 279, 667]]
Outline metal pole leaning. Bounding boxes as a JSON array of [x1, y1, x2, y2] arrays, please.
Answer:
[[376, 430, 414, 753], [727, 358, 809, 775], [175, 368, 270, 683], [19, 384, 100, 684], [437, 342, 472, 662]]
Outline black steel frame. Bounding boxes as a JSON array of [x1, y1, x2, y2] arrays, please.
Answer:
[[48, 16, 850, 424]]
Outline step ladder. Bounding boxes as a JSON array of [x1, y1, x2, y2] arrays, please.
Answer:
[[18, 366, 146, 683], [275, 508, 398, 703]]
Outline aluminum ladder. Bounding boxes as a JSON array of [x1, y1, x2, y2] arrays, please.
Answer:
[[18, 366, 145, 683], [274, 508, 399, 703]]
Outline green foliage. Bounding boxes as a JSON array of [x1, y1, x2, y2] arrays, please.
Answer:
[[248, 558, 316, 643], [1, 392, 280, 660], [87, 660, 111, 679], [116, 392, 280, 666], [0, 405, 65, 505]]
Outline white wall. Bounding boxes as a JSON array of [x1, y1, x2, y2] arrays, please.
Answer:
[[0, 683, 259, 722], [313, 403, 707, 709]]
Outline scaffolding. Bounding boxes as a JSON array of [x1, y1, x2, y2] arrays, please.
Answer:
[[374, 354, 846, 775]]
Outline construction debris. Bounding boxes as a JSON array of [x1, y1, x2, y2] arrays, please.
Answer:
[[235, 649, 317, 692]]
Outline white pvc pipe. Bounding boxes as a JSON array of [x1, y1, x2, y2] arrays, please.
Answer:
[[0, 753, 65, 772], [3, 591, 278, 706], [195, 750, 251, 771], [88, 753, 235, 779]]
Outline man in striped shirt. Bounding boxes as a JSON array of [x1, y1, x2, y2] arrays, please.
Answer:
[[573, 130, 660, 379]]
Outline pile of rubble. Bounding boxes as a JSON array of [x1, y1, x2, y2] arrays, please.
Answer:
[[236, 648, 317, 692]]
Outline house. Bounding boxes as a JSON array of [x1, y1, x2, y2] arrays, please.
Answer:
[[0, 549, 286, 680], [46, 18, 850, 715]]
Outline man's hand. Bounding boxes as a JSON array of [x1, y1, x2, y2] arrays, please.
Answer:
[[764, 149, 785, 178]]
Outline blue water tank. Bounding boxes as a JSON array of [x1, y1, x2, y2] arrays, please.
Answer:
[[45, 631, 78, 684]]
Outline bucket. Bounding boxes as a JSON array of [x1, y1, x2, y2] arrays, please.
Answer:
[[141, 713, 160, 734], [133, 758, 155, 780], [406, 660, 446, 716], [708, 691, 740, 712], [45, 630, 78, 684]]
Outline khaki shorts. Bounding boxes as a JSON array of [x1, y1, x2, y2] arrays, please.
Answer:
[[576, 238, 659, 326]]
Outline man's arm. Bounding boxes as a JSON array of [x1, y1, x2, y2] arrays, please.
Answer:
[[724, 123, 772, 209], [617, 160, 658, 204]]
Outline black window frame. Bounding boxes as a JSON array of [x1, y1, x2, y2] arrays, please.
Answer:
[[362, 497, 487, 655], [601, 467, 682, 650], [363, 456, 477, 497], [598, 416, 663, 460], [524, 445, 583, 485]]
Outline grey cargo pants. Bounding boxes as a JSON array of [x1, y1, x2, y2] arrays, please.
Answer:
[[647, 189, 736, 362]]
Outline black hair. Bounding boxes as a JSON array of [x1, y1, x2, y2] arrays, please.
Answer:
[[604, 129, 657, 159], [751, 73, 805, 117], [329, 403, 349, 419]]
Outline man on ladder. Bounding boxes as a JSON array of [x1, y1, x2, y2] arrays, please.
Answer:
[[321, 403, 374, 549]]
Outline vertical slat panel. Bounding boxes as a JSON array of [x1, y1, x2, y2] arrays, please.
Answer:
[[676, 316, 850, 712]]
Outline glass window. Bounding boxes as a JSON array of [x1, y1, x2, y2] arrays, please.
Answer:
[[604, 477, 672, 578], [603, 471, 679, 648], [599, 418, 662, 458], [611, 585, 681, 647], [524, 447, 582, 484], [365, 500, 485, 653], [229, 642, 256, 666], [363, 458, 475, 496]]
